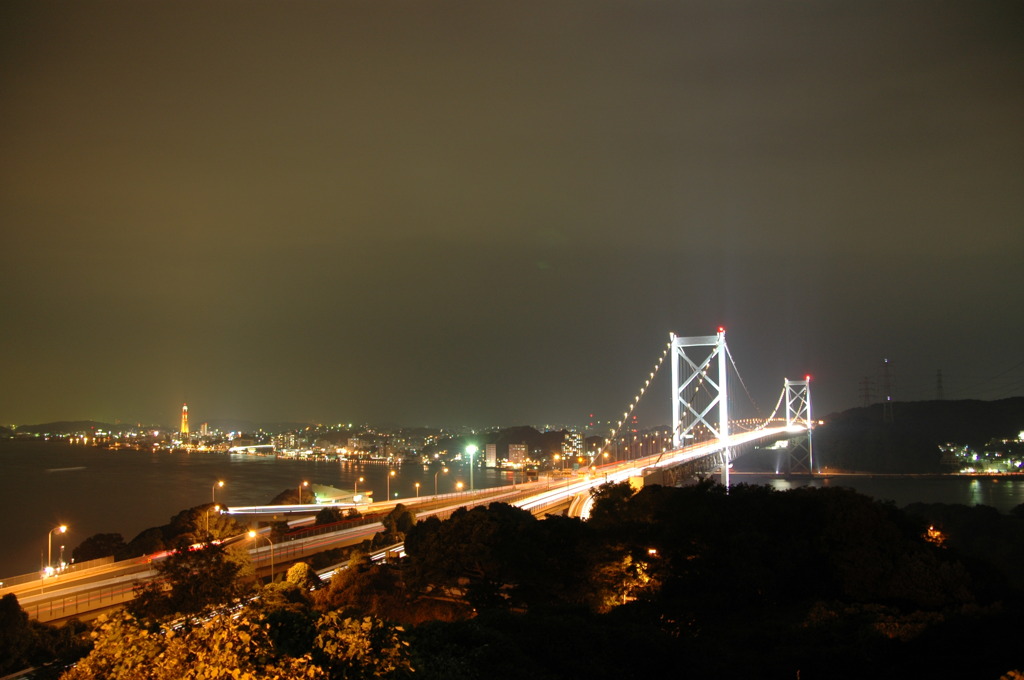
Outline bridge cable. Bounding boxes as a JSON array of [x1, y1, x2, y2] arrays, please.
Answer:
[[600, 339, 673, 461], [725, 343, 763, 419]]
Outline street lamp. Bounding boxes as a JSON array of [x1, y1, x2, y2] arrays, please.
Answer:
[[414, 482, 420, 497], [248, 530, 275, 582], [48, 525, 67, 571], [466, 445, 478, 490], [212, 480, 225, 504], [434, 467, 448, 495], [387, 469, 396, 499], [354, 476, 364, 496], [456, 481, 464, 494], [205, 505, 221, 534], [298, 480, 309, 504]]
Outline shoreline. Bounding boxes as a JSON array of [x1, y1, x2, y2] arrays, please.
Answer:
[[729, 471, 1024, 479]]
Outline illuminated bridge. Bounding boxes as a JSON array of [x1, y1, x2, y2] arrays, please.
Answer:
[[601, 328, 814, 484], [7, 328, 814, 624]]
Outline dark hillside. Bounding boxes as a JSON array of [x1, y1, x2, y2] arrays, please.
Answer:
[[815, 397, 1024, 473]]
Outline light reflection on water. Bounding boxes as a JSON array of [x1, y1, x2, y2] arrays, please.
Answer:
[[732, 473, 1024, 513]]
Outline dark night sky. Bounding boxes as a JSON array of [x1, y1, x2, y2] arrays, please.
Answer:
[[2, 1, 1022, 429]]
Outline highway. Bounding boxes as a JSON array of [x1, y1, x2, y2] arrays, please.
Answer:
[[2, 425, 797, 623]]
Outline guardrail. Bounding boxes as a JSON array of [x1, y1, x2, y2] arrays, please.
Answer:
[[1, 555, 126, 590]]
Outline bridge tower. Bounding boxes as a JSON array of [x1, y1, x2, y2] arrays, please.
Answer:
[[671, 328, 730, 486], [784, 378, 814, 473]]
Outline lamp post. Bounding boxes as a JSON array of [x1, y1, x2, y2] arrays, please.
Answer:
[[466, 445, 478, 491], [434, 467, 448, 495], [212, 480, 224, 504], [354, 476, 364, 496], [205, 505, 221, 534], [298, 480, 309, 504], [48, 525, 67, 572], [43, 525, 67, 591], [248, 530, 274, 581], [414, 482, 420, 497], [386, 470, 396, 499], [456, 481, 464, 494]]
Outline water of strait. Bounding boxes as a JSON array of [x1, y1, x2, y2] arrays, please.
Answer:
[[0, 439, 512, 580], [2, 440, 1023, 579]]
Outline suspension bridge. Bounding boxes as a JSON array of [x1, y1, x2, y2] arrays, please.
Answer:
[[6, 327, 815, 623], [593, 327, 813, 476]]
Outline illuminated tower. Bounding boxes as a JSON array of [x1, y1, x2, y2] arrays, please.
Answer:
[[180, 403, 190, 437]]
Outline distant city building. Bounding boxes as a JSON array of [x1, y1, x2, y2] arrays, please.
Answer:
[[485, 443, 497, 467], [508, 443, 527, 465], [200, 422, 209, 436], [273, 432, 308, 450], [180, 403, 189, 436], [562, 431, 583, 462]]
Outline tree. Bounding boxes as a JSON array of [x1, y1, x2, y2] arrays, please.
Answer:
[[62, 608, 323, 680], [62, 600, 413, 680], [314, 613, 413, 680], [316, 506, 343, 526], [404, 503, 545, 610], [166, 503, 244, 543], [0, 594, 33, 675], [127, 541, 247, 623], [270, 520, 292, 542], [375, 504, 415, 546], [72, 533, 126, 563], [122, 526, 167, 559], [315, 553, 406, 619], [250, 578, 319, 658], [59, 611, 166, 680], [287, 561, 323, 590], [587, 481, 637, 528]]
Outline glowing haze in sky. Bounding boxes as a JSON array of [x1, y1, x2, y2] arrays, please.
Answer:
[[2, 1, 1022, 428]]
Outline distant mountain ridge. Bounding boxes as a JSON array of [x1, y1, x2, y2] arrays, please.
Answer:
[[814, 396, 1024, 473]]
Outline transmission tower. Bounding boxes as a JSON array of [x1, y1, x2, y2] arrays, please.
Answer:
[[880, 358, 894, 424], [858, 376, 875, 408]]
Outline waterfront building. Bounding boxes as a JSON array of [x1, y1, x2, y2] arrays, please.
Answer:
[[508, 443, 527, 466]]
